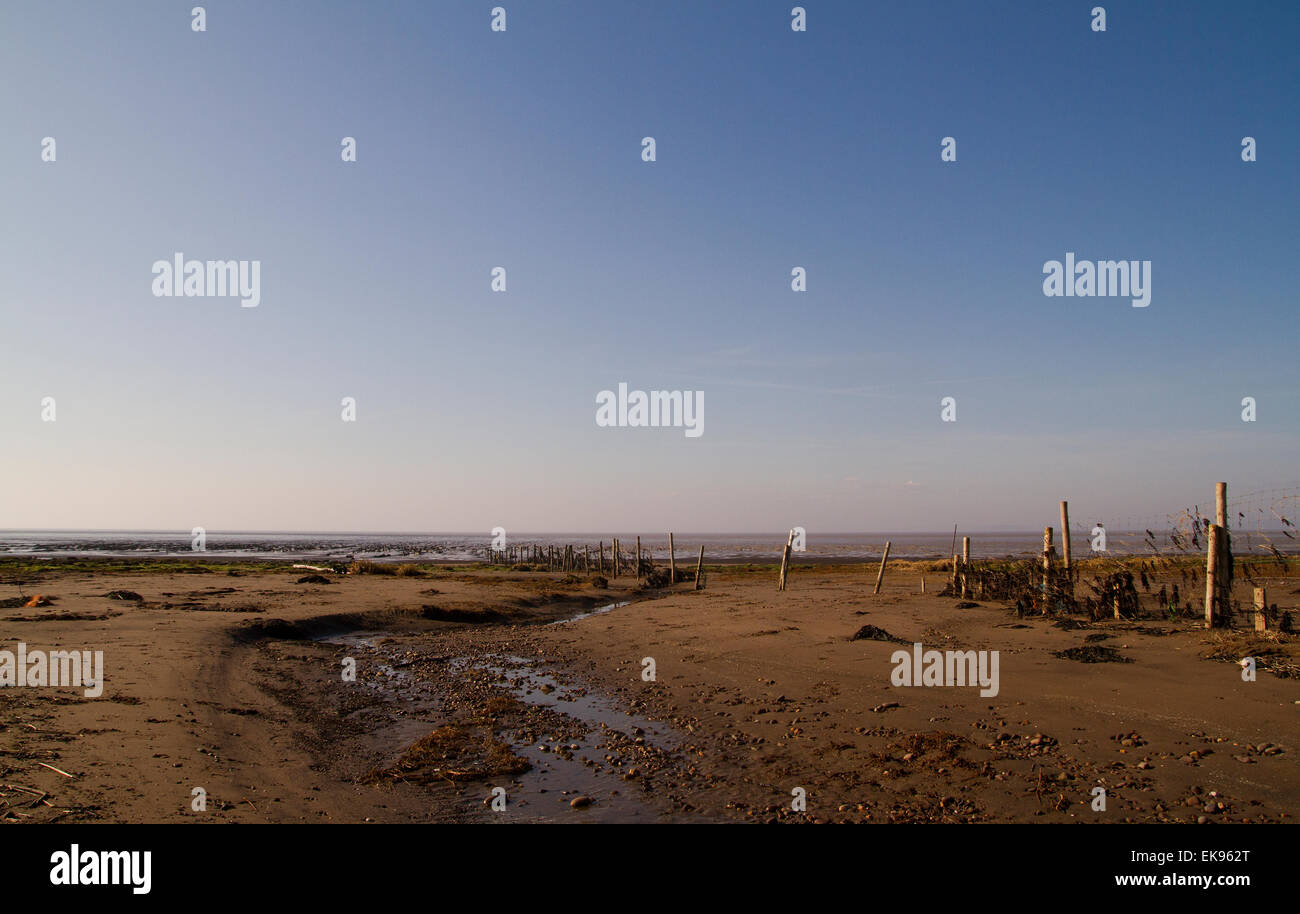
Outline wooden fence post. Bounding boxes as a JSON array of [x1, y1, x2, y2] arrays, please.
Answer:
[[960, 536, 970, 598], [1254, 586, 1267, 633], [778, 530, 793, 592], [636, 536, 642, 582], [694, 545, 705, 591], [668, 533, 676, 584], [1060, 500, 1073, 595], [1205, 524, 1221, 629], [873, 541, 892, 595], [1041, 526, 1054, 613], [1216, 482, 1233, 609]]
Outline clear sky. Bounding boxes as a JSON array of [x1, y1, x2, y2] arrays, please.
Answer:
[[2, 1, 1297, 533]]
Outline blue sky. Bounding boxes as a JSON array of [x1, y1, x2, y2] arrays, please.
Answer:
[[1, 1, 1297, 532]]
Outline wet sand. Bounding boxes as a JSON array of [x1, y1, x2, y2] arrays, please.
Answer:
[[1, 561, 1296, 823]]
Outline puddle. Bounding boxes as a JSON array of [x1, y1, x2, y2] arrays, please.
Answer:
[[453, 654, 669, 743], [314, 618, 680, 822], [314, 631, 425, 701], [450, 654, 676, 822], [548, 600, 630, 626]]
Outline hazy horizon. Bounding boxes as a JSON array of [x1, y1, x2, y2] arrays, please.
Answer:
[[2, 522, 1293, 536]]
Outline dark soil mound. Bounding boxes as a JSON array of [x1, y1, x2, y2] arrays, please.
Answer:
[[849, 624, 908, 644], [1053, 645, 1133, 664], [421, 605, 508, 624]]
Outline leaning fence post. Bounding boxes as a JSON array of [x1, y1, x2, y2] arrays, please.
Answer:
[[778, 530, 793, 592], [668, 533, 676, 584], [873, 540, 892, 595], [694, 545, 705, 591]]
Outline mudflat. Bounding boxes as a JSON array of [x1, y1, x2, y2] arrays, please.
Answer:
[[1, 560, 1295, 823]]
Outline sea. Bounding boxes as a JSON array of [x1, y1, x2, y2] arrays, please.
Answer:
[[1, 529, 1288, 562]]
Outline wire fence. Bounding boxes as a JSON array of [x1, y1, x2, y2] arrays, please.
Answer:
[[951, 484, 1300, 629], [1062, 483, 1300, 560]]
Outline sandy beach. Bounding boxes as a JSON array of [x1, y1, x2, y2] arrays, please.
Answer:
[[2, 556, 1295, 824]]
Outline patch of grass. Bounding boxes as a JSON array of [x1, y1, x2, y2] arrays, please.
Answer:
[[346, 559, 397, 576], [0, 557, 290, 578], [1201, 630, 1290, 657], [1199, 631, 1296, 677]]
